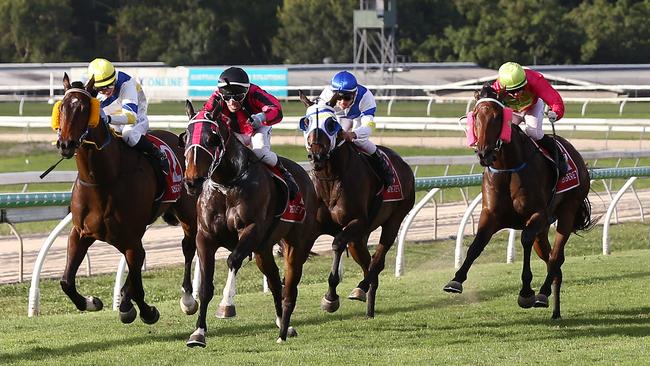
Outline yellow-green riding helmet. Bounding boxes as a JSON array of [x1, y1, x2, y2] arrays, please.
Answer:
[[88, 58, 116, 87], [498, 62, 527, 91]]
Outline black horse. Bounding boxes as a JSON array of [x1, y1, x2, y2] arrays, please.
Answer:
[[181, 101, 320, 346]]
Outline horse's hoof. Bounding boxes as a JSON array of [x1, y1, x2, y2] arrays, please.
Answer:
[[348, 288, 367, 302], [534, 294, 549, 308], [552, 312, 562, 320], [187, 329, 206, 348], [276, 337, 285, 344], [443, 281, 463, 294], [180, 296, 198, 315], [518, 294, 536, 309], [85, 296, 103, 311], [216, 305, 236, 319], [320, 296, 340, 313], [119, 306, 137, 324], [287, 326, 297, 338], [140, 306, 160, 325]]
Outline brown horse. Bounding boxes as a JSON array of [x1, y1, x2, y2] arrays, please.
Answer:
[[181, 100, 319, 346], [54, 73, 198, 324], [299, 95, 415, 318], [443, 83, 593, 319]]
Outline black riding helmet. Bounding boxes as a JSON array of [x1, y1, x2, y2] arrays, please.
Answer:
[[218, 67, 250, 98]]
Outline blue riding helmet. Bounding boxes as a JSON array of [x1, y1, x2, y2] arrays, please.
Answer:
[[330, 71, 358, 93]]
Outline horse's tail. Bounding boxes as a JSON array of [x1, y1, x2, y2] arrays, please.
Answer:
[[162, 210, 180, 226], [573, 196, 597, 233]]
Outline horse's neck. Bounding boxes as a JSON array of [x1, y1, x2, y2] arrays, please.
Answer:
[[494, 129, 530, 170], [75, 126, 121, 184], [210, 138, 255, 184]]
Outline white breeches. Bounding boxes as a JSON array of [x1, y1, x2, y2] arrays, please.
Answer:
[[353, 138, 377, 155], [112, 120, 149, 147], [234, 125, 277, 166], [511, 99, 546, 141]]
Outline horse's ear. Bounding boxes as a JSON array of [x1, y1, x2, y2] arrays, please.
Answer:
[[85, 75, 95, 92], [185, 100, 195, 118], [473, 90, 480, 100], [63, 73, 71, 91], [298, 90, 314, 107], [178, 131, 186, 149], [326, 93, 338, 107], [495, 87, 506, 101]]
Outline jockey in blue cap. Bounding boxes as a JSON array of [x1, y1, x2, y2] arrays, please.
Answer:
[[317, 71, 393, 188]]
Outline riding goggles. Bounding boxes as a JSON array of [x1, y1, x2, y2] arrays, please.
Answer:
[[336, 92, 355, 101], [221, 92, 246, 102]]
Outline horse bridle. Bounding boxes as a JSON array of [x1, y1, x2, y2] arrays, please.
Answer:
[[474, 97, 506, 152], [59, 88, 112, 151], [184, 117, 230, 179]]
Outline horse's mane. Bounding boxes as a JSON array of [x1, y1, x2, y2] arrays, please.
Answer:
[[70, 81, 84, 89]]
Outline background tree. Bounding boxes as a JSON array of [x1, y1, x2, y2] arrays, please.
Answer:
[[0, 0, 79, 62], [272, 0, 357, 64], [570, 0, 650, 64]]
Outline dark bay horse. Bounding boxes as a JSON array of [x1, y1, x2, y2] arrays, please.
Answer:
[[299, 95, 415, 318], [181, 101, 319, 346], [443, 83, 593, 319], [54, 73, 198, 324]]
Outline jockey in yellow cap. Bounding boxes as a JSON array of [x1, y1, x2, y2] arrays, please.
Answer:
[[87, 58, 168, 174]]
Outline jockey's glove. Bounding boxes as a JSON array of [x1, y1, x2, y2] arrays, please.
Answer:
[[547, 110, 558, 123], [249, 112, 266, 129], [99, 109, 111, 124]]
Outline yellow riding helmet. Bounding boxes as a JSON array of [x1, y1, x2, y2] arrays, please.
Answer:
[[88, 58, 116, 87], [498, 62, 527, 90]]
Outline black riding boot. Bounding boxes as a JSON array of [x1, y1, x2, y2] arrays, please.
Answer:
[[134, 136, 170, 175], [275, 160, 298, 200], [538, 135, 567, 177], [369, 150, 394, 189]]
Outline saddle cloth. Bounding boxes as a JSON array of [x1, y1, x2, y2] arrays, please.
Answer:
[[268, 166, 307, 223], [146, 135, 183, 202], [533, 138, 580, 194]]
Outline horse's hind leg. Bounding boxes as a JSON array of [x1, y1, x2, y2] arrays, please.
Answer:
[[444, 214, 499, 294], [276, 241, 308, 342], [60, 227, 102, 311], [362, 220, 401, 318], [532, 227, 552, 308], [253, 248, 284, 330], [123, 245, 159, 325], [180, 222, 198, 315], [541, 210, 575, 319]]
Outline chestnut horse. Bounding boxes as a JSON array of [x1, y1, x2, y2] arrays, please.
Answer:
[[181, 100, 319, 346], [55, 73, 198, 324], [443, 83, 593, 319], [299, 94, 415, 318]]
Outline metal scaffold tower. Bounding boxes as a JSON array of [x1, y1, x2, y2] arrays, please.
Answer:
[[353, 0, 397, 93]]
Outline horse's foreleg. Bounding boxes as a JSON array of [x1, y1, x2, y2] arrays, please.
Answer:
[[362, 221, 401, 318], [276, 243, 307, 342], [187, 233, 217, 348], [542, 212, 574, 319], [322, 219, 367, 312], [518, 213, 547, 309], [123, 245, 159, 325], [347, 235, 371, 302], [60, 227, 101, 311], [532, 227, 552, 309], [180, 224, 198, 315], [444, 213, 499, 294]]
